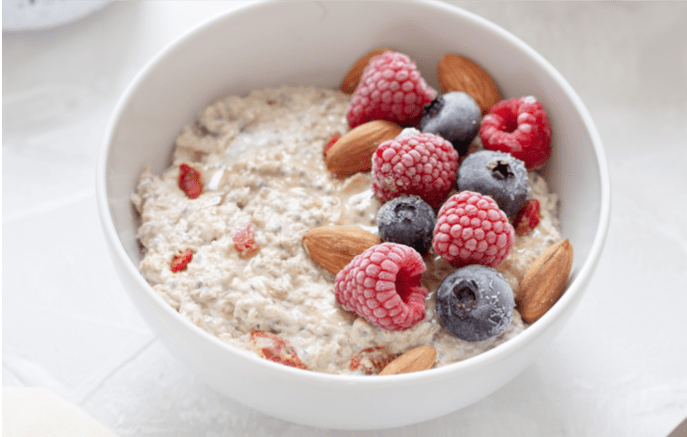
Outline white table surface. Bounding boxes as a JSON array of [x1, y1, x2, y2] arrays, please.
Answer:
[[3, 2, 687, 436]]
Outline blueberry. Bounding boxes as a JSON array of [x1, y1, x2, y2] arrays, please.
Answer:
[[377, 195, 436, 256], [435, 264, 514, 342], [419, 91, 481, 156], [457, 150, 529, 217]]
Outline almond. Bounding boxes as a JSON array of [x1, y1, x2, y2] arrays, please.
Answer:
[[516, 239, 574, 324], [302, 225, 381, 275], [325, 120, 402, 176], [437, 53, 501, 115], [379, 345, 437, 375], [340, 46, 393, 93]]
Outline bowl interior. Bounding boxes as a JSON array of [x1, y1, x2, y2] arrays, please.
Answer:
[[98, 0, 609, 428]]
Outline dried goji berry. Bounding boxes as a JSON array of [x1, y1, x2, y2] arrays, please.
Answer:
[[323, 133, 340, 158], [350, 346, 399, 375], [233, 222, 259, 258], [170, 248, 193, 272], [179, 163, 203, 199], [513, 198, 541, 235], [249, 330, 308, 370]]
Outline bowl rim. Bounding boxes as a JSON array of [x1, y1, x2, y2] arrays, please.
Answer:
[[96, 0, 611, 384]]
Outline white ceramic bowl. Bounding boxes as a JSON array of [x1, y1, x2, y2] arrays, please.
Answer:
[[97, 1, 610, 430]]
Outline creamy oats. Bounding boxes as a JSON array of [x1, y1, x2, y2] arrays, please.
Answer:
[[132, 85, 561, 374]]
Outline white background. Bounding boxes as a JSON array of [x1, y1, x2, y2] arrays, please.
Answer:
[[3, 1, 687, 436]]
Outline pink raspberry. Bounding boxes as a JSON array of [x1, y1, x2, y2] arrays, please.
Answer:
[[371, 129, 459, 210], [334, 243, 427, 331], [433, 191, 514, 268], [479, 96, 552, 169], [346, 51, 436, 129]]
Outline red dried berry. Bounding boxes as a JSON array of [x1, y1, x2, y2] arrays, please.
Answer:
[[323, 134, 340, 158], [232, 222, 259, 258], [513, 198, 541, 235], [349, 346, 399, 375], [179, 163, 203, 199], [170, 248, 193, 272], [479, 96, 552, 169], [334, 242, 428, 331], [249, 330, 308, 370]]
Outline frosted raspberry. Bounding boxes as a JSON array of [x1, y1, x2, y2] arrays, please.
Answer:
[[371, 129, 459, 210], [433, 191, 514, 268], [479, 96, 552, 169], [346, 51, 436, 128], [334, 243, 427, 331]]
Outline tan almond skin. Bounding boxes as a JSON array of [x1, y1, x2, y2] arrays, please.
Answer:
[[324, 120, 403, 176], [437, 53, 502, 115], [379, 345, 437, 375], [340, 46, 393, 93], [302, 225, 381, 275], [517, 239, 574, 324]]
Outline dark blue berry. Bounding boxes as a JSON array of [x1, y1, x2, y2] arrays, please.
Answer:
[[377, 195, 436, 256], [457, 150, 529, 217], [436, 265, 514, 342], [419, 91, 481, 156]]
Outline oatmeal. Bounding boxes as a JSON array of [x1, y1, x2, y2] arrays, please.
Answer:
[[132, 85, 561, 374]]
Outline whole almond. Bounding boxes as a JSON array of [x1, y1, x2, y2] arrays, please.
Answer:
[[302, 225, 381, 275], [437, 53, 501, 115], [340, 47, 393, 93], [517, 239, 574, 324], [325, 120, 402, 176], [379, 345, 437, 375]]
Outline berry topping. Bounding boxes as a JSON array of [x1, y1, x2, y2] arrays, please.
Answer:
[[179, 163, 203, 199], [233, 222, 259, 258], [456, 150, 529, 217], [349, 346, 399, 375], [249, 330, 309, 370], [346, 51, 436, 129], [419, 91, 482, 157], [371, 129, 459, 210], [479, 96, 552, 169], [377, 195, 436, 256], [435, 264, 514, 342], [323, 133, 340, 158], [432, 191, 515, 268], [334, 243, 428, 331], [170, 248, 193, 272], [513, 198, 541, 235]]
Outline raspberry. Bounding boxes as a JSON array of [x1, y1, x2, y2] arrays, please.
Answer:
[[179, 163, 203, 199], [334, 243, 428, 331], [249, 331, 308, 370], [170, 248, 193, 272], [513, 198, 541, 235], [233, 222, 259, 258], [432, 191, 515, 268], [371, 129, 459, 210], [479, 96, 552, 169], [346, 51, 436, 129]]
